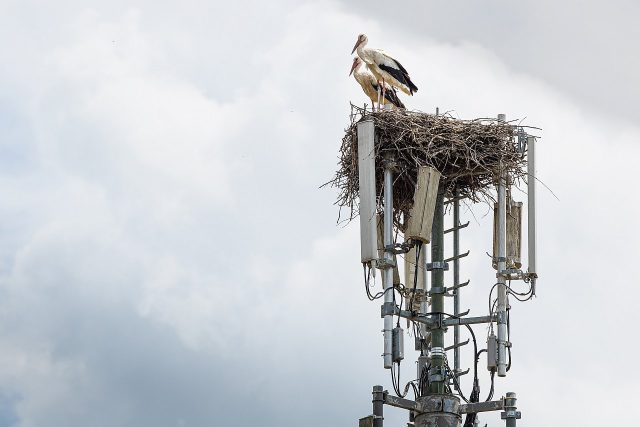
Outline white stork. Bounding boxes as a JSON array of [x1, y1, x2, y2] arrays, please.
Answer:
[[350, 57, 405, 110], [351, 33, 418, 101]]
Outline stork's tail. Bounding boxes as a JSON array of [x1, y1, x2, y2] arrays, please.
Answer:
[[384, 87, 405, 109], [406, 78, 418, 95]]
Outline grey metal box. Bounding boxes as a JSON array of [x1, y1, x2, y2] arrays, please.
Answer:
[[392, 326, 404, 362], [487, 334, 497, 371]]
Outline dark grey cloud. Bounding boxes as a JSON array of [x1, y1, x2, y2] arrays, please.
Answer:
[[337, 0, 640, 124]]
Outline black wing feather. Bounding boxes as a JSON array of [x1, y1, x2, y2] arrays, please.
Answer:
[[379, 59, 419, 94], [392, 58, 409, 75]]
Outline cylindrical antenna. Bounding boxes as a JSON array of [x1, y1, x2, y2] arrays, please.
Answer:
[[357, 120, 378, 266], [382, 156, 395, 369], [496, 113, 508, 377], [428, 184, 446, 393], [527, 135, 538, 290]]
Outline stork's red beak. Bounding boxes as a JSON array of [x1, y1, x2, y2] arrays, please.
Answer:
[[349, 60, 358, 76], [351, 38, 361, 54]]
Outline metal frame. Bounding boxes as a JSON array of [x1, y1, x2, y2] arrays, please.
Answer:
[[357, 111, 537, 427], [373, 385, 510, 415]]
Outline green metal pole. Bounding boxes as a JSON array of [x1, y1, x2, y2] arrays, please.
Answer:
[[429, 185, 446, 395]]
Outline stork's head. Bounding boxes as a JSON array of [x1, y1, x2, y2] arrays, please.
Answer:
[[351, 33, 368, 54], [349, 57, 362, 76]]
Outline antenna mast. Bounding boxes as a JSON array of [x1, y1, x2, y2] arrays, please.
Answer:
[[345, 107, 539, 427]]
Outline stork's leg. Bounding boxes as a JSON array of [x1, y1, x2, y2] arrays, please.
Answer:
[[377, 84, 382, 111], [382, 78, 387, 110]]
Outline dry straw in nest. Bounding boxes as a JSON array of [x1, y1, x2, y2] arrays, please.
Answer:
[[326, 104, 530, 226]]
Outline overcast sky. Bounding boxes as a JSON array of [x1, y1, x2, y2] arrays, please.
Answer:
[[0, 1, 638, 426]]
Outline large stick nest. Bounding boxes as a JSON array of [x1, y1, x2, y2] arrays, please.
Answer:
[[327, 104, 530, 226]]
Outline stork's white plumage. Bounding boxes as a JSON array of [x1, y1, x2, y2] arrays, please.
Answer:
[[349, 57, 404, 110], [351, 34, 418, 96]]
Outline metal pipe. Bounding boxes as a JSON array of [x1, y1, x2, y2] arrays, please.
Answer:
[[527, 136, 537, 291], [453, 188, 461, 373], [419, 245, 429, 340], [426, 105, 438, 352], [429, 185, 445, 394], [502, 392, 521, 427], [372, 385, 384, 427], [382, 158, 394, 369], [496, 113, 508, 377]]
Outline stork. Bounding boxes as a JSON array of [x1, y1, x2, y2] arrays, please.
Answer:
[[351, 34, 418, 105], [350, 57, 405, 111]]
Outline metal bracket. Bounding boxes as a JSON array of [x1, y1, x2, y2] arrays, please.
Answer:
[[382, 393, 418, 412], [428, 314, 445, 331], [444, 221, 469, 234], [446, 369, 469, 389], [419, 395, 459, 413], [381, 302, 396, 318], [445, 339, 469, 352], [459, 400, 505, 414], [447, 280, 470, 292], [443, 315, 495, 327], [444, 251, 470, 263], [498, 268, 529, 281], [501, 410, 522, 420], [428, 366, 447, 382], [428, 287, 446, 296], [502, 392, 521, 419], [376, 258, 397, 270], [450, 368, 469, 379], [414, 335, 430, 351], [426, 262, 449, 271], [384, 241, 415, 255]]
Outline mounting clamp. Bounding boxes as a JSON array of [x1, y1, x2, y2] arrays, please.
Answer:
[[376, 258, 396, 270], [427, 262, 449, 271], [385, 241, 415, 255], [428, 365, 447, 382], [501, 411, 522, 420], [428, 286, 446, 295], [501, 392, 522, 422], [381, 302, 396, 318], [497, 311, 507, 323], [427, 314, 447, 331]]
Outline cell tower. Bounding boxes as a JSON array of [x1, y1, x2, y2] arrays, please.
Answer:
[[333, 106, 538, 427]]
